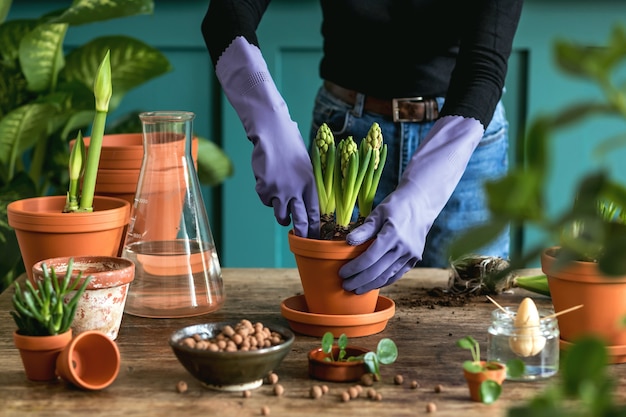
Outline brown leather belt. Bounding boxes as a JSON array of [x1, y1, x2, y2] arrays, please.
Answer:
[[324, 81, 439, 123]]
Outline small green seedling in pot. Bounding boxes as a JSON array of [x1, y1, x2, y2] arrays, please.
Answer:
[[321, 331, 398, 380], [457, 336, 525, 404]]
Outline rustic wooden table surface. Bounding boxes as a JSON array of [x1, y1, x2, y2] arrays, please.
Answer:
[[1, 268, 624, 417]]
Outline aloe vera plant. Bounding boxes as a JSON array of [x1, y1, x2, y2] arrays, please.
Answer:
[[10, 258, 92, 336]]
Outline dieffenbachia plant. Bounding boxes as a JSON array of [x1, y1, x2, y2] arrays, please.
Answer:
[[357, 122, 388, 219], [64, 50, 112, 213]]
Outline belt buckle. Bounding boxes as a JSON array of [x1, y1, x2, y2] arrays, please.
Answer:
[[392, 97, 429, 123]]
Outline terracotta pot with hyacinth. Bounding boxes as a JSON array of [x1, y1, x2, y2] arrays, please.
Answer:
[[287, 122, 388, 316]]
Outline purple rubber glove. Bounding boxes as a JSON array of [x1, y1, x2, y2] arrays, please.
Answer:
[[215, 37, 319, 238], [341, 116, 485, 294]]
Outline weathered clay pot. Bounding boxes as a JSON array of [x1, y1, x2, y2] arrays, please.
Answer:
[[32, 256, 135, 340]]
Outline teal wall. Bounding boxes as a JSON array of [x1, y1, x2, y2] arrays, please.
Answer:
[[8, 1, 626, 268]]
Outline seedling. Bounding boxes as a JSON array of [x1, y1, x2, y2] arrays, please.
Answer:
[[320, 332, 398, 380], [457, 336, 525, 404]]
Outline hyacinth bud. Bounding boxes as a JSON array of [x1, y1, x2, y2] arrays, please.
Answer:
[[365, 122, 383, 169], [94, 50, 112, 112], [315, 123, 334, 167], [339, 136, 358, 180]]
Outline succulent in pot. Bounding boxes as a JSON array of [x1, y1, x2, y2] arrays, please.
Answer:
[[10, 258, 92, 381]]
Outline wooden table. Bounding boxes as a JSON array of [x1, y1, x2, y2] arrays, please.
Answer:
[[1, 268, 624, 416]]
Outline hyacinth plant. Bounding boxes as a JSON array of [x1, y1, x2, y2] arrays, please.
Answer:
[[311, 122, 388, 240], [64, 50, 111, 213]]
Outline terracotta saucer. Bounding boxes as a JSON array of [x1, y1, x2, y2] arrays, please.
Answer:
[[559, 339, 626, 364], [280, 295, 395, 338]]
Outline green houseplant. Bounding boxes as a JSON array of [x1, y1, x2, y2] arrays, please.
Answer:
[[0, 0, 233, 293], [287, 122, 388, 318], [450, 25, 626, 363], [457, 336, 524, 404], [11, 257, 92, 381]]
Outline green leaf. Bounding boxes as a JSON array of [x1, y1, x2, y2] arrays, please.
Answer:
[[376, 338, 398, 365], [48, 0, 154, 26], [561, 337, 609, 398], [462, 360, 484, 373], [337, 333, 348, 350], [321, 331, 334, 355], [447, 220, 509, 260], [456, 336, 477, 350], [0, 0, 11, 25], [0, 19, 38, 66], [196, 137, 233, 187], [19, 22, 67, 93], [363, 351, 379, 377], [506, 358, 526, 378], [479, 380, 502, 404], [62, 36, 172, 111]]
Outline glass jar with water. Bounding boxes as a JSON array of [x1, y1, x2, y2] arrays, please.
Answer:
[[487, 306, 559, 381], [122, 111, 225, 318]]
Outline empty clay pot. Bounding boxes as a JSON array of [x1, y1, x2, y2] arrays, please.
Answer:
[[56, 331, 121, 390]]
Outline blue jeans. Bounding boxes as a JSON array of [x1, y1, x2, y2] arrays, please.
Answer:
[[309, 85, 510, 267]]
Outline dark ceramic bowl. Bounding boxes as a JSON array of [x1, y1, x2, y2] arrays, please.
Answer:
[[169, 322, 295, 391]]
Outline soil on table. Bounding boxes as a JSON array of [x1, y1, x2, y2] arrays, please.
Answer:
[[394, 287, 477, 309]]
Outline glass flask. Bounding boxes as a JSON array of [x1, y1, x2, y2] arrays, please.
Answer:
[[122, 111, 225, 318], [487, 307, 559, 381]]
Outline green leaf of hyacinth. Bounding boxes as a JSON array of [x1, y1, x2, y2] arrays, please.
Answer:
[[48, 0, 154, 26], [62, 36, 172, 111]]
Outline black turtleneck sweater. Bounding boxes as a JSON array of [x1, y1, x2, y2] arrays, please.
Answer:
[[202, 0, 524, 127]]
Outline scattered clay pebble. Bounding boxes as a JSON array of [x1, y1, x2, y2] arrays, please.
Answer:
[[348, 386, 359, 399], [360, 373, 375, 386], [434, 384, 444, 393], [261, 405, 270, 416], [341, 391, 351, 402], [310, 385, 323, 399], [266, 372, 279, 385], [374, 392, 383, 401], [426, 402, 437, 413], [410, 380, 419, 389], [273, 384, 284, 396], [175, 380, 188, 393], [321, 385, 329, 394], [243, 390, 251, 398], [180, 320, 285, 352], [394, 374, 404, 385], [367, 388, 377, 399]]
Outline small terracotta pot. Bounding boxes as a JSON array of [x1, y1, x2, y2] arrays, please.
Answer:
[[542, 246, 626, 362], [308, 346, 369, 382], [7, 196, 131, 281], [13, 330, 72, 381], [32, 256, 135, 340], [56, 330, 120, 390], [462, 362, 507, 402], [287, 231, 378, 315]]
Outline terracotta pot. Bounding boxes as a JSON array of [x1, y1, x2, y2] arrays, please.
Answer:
[[308, 346, 369, 382], [7, 196, 130, 281], [462, 361, 507, 402], [13, 329, 72, 381], [541, 246, 626, 363], [287, 231, 379, 315], [32, 256, 135, 340], [56, 330, 121, 390], [73, 134, 199, 206]]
